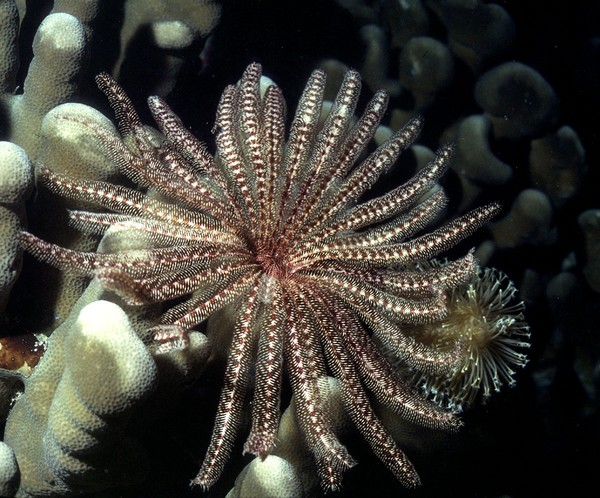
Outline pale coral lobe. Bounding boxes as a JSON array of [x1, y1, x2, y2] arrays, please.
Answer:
[[20, 63, 501, 490]]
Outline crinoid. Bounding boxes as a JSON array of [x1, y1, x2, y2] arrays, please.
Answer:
[[20, 63, 501, 490], [404, 265, 530, 411]]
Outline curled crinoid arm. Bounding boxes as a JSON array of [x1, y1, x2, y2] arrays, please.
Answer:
[[96, 73, 166, 173], [146, 324, 190, 355], [96, 73, 143, 136], [147, 96, 217, 177]]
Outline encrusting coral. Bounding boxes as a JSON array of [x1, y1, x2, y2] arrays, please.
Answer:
[[19, 61, 511, 492]]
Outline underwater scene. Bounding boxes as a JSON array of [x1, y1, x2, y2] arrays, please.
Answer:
[[0, 1, 598, 497]]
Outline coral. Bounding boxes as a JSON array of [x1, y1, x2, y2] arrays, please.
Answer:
[[381, 0, 428, 49], [0, 0, 222, 336], [268, 376, 354, 496], [0, 0, 222, 182], [26, 103, 122, 330], [490, 189, 556, 249], [0, 441, 18, 497], [450, 115, 513, 210], [434, 0, 515, 72], [578, 209, 600, 294], [0, 142, 32, 206], [0, 1, 19, 90], [116, 0, 221, 96], [0, 206, 22, 314], [38, 103, 120, 181], [398, 36, 454, 110], [228, 455, 303, 498], [474, 62, 559, 140], [530, 126, 587, 207], [0, 141, 32, 316], [0, 10, 88, 159], [452, 115, 513, 186], [4, 300, 157, 496], [358, 25, 401, 97], [19, 63, 501, 491]]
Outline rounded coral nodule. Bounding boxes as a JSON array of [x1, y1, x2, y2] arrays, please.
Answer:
[[20, 63, 507, 490]]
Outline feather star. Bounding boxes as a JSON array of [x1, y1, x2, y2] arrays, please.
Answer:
[[20, 63, 501, 490]]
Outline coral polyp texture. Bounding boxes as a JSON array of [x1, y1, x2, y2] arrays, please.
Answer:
[[20, 63, 503, 490]]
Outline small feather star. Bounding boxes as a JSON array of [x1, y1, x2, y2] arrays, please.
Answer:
[[404, 266, 530, 411], [20, 63, 501, 490]]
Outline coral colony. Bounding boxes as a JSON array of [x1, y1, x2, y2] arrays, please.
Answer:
[[19, 64, 529, 490]]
